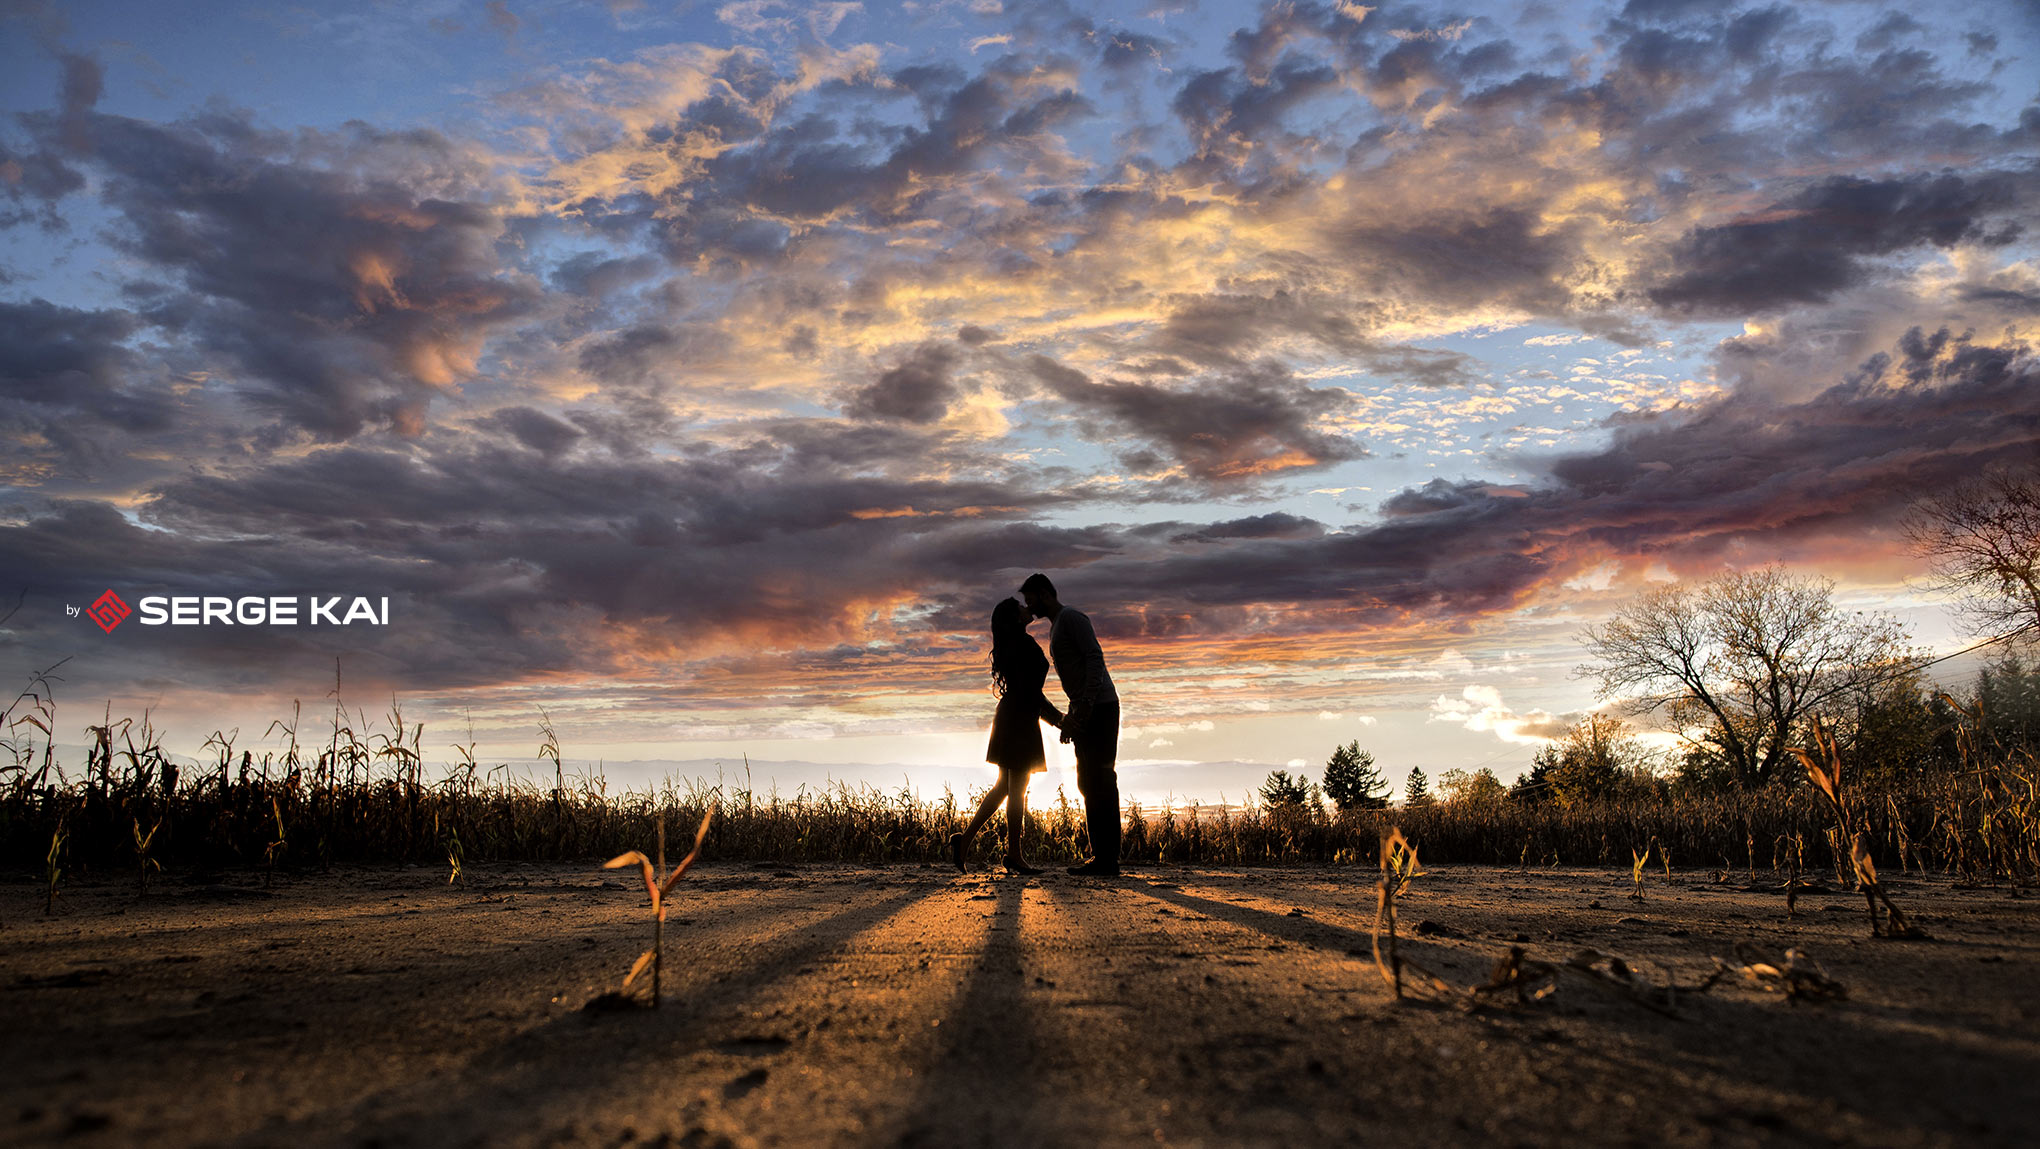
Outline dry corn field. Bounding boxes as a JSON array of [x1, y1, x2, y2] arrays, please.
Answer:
[[5, 695, 2040, 1146], [3, 857, 2036, 1148]]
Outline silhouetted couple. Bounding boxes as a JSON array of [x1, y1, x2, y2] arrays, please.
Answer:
[[949, 573, 1122, 877]]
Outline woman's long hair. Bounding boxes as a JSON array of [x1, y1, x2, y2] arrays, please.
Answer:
[[988, 597, 1034, 696]]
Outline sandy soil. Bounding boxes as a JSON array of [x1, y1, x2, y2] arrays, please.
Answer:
[[2, 860, 2036, 1148]]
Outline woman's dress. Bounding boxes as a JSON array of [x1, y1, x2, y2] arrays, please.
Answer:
[[986, 642, 1051, 774]]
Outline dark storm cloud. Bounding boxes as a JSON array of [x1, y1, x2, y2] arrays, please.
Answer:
[[1856, 13, 1925, 53], [548, 251, 660, 298], [0, 52, 96, 229], [1152, 291, 1478, 386], [1156, 290, 1378, 362], [1335, 208, 1578, 316], [1171, 58, 1339, 165], [476, 405, 582, 456], [1652, 173, 2029, 315], [70, 111, 541, 441], [0, 136, 84, 228], [842, 344, 963, 424], [0, 299, 150, 420], [1027, 354, 1363, 481], [1537, 329, 2039, 551], [1378, 478, 1519, 517], [0, 413, 1076, 688], [1799, 53, 1993, 151], [1033, 330, 2040, 639], [1167, 512, 1326, 544], [576, 322, 731, 389], [1723, 6, 1793, 60], [1959, 283, 2040, 312], [5, 324, 2034, 687], [610, 55, 1092, 264], [0, 299, 178, 475], [1446, 5, 2005, 198], [0, 497, 642, 693]]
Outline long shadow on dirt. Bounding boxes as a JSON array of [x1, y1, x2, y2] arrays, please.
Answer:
[[264, 883, 944, 1146]]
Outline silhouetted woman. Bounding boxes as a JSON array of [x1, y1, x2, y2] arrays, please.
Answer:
[[950, 598, 1062, 874]]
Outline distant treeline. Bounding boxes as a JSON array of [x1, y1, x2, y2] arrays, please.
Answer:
[[3, 657, 2036, 886]]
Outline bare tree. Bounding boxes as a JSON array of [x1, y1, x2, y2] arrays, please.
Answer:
[[1905, 467, 2040, 640], [1579, 567, 1912, 790]]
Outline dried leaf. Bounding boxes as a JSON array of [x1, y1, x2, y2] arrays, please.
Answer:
[[623, 949, 656, 988], [1729, 943, 1846, 1001], [661, 806, 716, 896], [1851, 833, 1878, 887], [602, 851, 659, 903]]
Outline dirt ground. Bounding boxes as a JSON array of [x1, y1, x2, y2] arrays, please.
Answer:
[[2, 859, 2036, 1148]]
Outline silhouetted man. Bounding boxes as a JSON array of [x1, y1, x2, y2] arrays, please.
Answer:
[[1019, 572, 1121, 876]]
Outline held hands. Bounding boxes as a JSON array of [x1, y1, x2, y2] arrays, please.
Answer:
[[1059, 706, 1086, 744]]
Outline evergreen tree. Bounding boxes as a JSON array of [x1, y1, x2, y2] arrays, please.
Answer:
[[1258, 769, 1312, 807], [1977, 654, 2040, 754], [1321, 741, 1389, 811], [1510, 747, 1558, 805], [1404, 766, 1432, 806]]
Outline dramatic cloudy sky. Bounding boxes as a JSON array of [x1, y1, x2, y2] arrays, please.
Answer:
[[3, 0, 2037, 802]]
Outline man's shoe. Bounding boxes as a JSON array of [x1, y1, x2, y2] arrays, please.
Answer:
[[1065, 860, 1120, 877]]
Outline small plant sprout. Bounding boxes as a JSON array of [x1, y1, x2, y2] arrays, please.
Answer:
[[1368, 827, 1562, 1009], [604, 806, 714, 1007], [1630, 838, 1656, 902], [442, 814, 464, 886], [1381, 826, 1424, 898], [264, 795, 287, 888], [133, 814, 162, 893], [45, 817, 66, 915], [1795, 716, 1926, 939], [1370, 828, 1456, 1000], [1852, 833, 1927, 939], [1370, 828, 1423, 999]]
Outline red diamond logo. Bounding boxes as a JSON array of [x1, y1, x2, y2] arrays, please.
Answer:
[[87, 589, 130, 633]]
